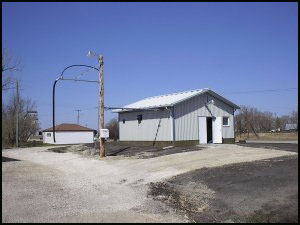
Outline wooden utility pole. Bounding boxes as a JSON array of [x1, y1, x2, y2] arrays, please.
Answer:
[[98, 55, 105, 158], [75, 109, 81, 124], [16, 80, 19, 148]]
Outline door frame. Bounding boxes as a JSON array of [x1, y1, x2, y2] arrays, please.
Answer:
[[212, 116, 222, 144], [198, 116, 222, 144], [198, 116, 208, 144]]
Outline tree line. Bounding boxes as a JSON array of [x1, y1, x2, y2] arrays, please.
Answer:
[[2, 48, 40, 147], [235, 105, 298, 138]]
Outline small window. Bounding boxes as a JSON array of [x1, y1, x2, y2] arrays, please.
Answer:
[[137, 114, 143, 124], [47, 133, 51, 137], [123, 119, 125, 124], [223, 117, 229, 126]]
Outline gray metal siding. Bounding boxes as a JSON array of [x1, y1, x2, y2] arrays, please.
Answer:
[[119, 110, 172, 141], [174, 93, 235, 141]]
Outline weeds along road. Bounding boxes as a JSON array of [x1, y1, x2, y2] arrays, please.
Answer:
[[2, 144, 297, 223]]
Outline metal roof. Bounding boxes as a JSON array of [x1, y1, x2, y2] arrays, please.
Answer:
[[113, 88, 240, 112]]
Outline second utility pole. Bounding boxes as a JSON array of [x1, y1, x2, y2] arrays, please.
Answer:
[[98, 55, 105, 158], [75, 109, 81, 124], [16, 80, 19, 148]]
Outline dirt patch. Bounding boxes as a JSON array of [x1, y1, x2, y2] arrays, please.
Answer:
[[148, 155, 298, 223], [83, 142, 207, 159], [148, 181, 216, 222], [47, 145, 93, 155], [237, 143, 298, 152], [49, 142, 207, 159], [48, 147, 69, 153]]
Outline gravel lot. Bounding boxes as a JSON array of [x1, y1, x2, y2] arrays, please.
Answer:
[[2, 144, 297, 223]]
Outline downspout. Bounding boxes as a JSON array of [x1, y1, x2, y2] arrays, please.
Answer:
[[233, 108, 236, 142]]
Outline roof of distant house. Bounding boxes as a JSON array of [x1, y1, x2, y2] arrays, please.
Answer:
[[284, 123, 298, 130], [113, 88, 240, 112], [43, 123, 95, 132]]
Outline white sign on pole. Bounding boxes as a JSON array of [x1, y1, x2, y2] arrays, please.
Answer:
[[100, 129, 109, 139]]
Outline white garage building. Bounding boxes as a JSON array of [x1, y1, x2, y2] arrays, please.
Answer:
[[114, 88, 240, 147], [43, 123, 96, 144]]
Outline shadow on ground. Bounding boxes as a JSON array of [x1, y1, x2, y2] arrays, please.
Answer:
[[2, 156, 21, 162]]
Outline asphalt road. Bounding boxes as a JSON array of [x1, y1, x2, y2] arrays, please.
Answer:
[[149, 151, 298, 223]]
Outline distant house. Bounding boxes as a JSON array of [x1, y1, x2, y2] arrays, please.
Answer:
[[113, 88, 240, 146], [42, 123, 96, 144], [284, 123, 298, 131], [27, 135, 43, 142]]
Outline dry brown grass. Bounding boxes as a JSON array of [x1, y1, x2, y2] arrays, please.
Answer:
[[235, 132, 298, 141]]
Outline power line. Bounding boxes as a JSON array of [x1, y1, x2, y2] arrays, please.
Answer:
[[221, 87, 298, 95], [35, 87, 298, 117], [65, 64, 98, 80]]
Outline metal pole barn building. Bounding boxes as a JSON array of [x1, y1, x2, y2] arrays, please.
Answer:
[[114, 88, 240, 147]]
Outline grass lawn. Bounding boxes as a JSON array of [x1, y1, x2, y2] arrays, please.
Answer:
[[2, 141, 56, 149], [236, 132, 298, 141]]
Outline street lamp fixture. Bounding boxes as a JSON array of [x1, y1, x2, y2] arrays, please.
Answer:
[[87, 50, 102, 58]]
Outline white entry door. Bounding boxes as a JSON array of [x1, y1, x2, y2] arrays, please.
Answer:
[[212, 117, 222, 143], [198, 117, 207, 144]]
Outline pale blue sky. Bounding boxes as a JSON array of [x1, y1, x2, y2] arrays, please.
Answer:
[[2, 2, 298, 130]]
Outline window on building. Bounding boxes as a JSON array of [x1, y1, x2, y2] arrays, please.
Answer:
[[223, 117, 229, 126], [123, 119, 125, 124], [47, 133, 51, 137], [137, 114, 143, 124]]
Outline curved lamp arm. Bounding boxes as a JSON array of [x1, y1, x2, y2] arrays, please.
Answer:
[[52, 65, 99, 143]]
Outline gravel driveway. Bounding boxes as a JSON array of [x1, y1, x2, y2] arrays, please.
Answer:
[[2, 144, 297, 223]]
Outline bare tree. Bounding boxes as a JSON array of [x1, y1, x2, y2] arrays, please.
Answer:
[[235, 105, 276, 137], [2, 48, 21, 91], [290, 109, 298, 128], [236, 106, 254, 137], [275, 116, 281, 130], [279, 115, 290, 130], [105, 117, 119, 141], [235, 105, 298, 136], [2, 93, 40, 147]]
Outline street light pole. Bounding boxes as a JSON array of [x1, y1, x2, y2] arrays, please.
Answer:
[[98, 55, 105, 158], [16, 80, 19, 148]]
